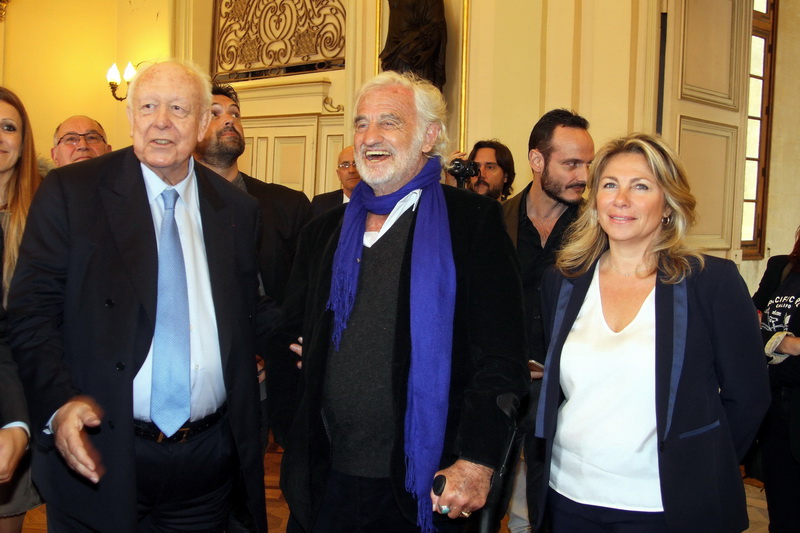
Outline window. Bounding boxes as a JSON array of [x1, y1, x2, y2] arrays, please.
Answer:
[[742, 0, 778, 259]]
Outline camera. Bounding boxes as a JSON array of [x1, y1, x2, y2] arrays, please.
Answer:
[[447, 158, 479, 185]]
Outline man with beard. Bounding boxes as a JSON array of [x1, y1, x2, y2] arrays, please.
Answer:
[[273, 71, 527, 533], [194, 83, 311, 306], [466, 139, 515, 201], [194, 83, 311, 532], [501, 108, 594, 531]]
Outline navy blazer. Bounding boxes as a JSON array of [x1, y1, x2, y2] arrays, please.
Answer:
[[536, 256, 770, 533], [7, 147, 267, 532]]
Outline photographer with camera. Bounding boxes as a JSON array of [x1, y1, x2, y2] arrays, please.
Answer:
[[448, 140, 515, 201]]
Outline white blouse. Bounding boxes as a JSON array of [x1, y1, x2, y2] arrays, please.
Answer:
[[550, 269, 663, 512]]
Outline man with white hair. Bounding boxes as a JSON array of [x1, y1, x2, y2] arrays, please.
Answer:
[[8, 60, 267, 532], [274, 71, 527, 533]]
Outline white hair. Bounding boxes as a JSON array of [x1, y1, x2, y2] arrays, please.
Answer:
[[126, 59, 212, 112], [354, 71, 449, 164]]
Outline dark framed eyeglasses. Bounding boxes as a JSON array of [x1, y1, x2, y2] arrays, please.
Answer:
[[57, 132, 106, 146], [338, 161, 356, 170]]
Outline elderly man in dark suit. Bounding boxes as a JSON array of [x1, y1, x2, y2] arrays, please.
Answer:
[[309, 146, 361, 218], [273, 71, 527, 533], [8, 60, 267, 532]]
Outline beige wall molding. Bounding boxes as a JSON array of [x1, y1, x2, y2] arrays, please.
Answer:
[[234, 79, 335, 116], [677, 115, 739, 250], [679, 0, 744, 110], [660, 0, 749, 258]]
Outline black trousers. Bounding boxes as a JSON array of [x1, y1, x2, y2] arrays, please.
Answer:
[[135, 414, 236, 532], [519, 379, 547, 529], [547, 489, 669, 533], [46, 415, 236, 533], [289, 469, 468, 533], [762, 385, 800, 533]]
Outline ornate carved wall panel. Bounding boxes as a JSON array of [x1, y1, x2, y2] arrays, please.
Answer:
[[213, 0, 346, 81]]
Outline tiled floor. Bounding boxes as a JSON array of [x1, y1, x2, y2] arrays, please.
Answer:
[[20, 458, 770, 533]]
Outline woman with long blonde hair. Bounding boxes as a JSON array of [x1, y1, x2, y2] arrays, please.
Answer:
[[0, 86, 42, 533], [0, 87, 41, 295], [536, 133, 770, 532]]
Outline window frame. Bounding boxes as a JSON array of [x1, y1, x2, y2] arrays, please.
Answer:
[[742, 0, 779, 260]]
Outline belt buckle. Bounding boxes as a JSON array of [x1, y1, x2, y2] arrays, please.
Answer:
[[156, 427, 190, 443]]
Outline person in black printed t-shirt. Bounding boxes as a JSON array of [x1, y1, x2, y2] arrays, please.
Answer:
[[753, 226, 800, 533]]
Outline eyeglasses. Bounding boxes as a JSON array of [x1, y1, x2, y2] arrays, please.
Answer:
[[338, 161, 356, 170], [57, 132, 106, 146]]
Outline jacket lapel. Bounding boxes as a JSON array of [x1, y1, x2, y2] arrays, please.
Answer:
[[655, 277, 688, 441], [99, 148, 158, 327], [536, 262, 596, 438], [196, 165, 236, 366]]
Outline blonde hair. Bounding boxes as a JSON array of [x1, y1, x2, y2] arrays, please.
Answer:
[[0, 87, 42, 297], [556, 133, 704, 284]]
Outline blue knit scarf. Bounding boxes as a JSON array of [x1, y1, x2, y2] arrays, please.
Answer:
[[327, 157, 455, 533]]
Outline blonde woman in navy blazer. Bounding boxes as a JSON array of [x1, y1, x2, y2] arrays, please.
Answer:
[[535, 133, 770, 533]]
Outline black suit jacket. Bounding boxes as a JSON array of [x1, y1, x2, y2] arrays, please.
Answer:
[[7, 147, 267, 532], [273, 185, 528, 530], [537, 257, 770, 532], [241, 174, 311, 305], [309, 189, 344, 219]]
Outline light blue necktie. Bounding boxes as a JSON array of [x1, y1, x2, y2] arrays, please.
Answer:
[[150, 188, 191, 437]]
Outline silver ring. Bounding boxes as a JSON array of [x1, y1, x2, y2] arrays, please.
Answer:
[[460, 510, 471, 518], [439, 505, 451, 514]]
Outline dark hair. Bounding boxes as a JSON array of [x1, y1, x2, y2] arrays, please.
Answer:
[[212, 83, 240, 106], [467, 139, 516, 200], [528, 108, 590, 162]]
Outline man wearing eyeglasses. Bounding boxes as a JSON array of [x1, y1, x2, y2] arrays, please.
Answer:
[[51, 115, 112, 167], [309, 145, 361, 218]]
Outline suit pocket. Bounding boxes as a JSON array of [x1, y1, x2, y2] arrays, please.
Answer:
[[679, 419, 720, 439]]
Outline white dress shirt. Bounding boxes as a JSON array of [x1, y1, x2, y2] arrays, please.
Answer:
[[133, 159, 226, 422], [362, 189, 421, 248]]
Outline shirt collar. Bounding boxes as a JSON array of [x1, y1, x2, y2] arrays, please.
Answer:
[[141, 158, 196, 207]]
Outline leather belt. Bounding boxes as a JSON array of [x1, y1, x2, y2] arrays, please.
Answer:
[[134, 406, 225, 444]]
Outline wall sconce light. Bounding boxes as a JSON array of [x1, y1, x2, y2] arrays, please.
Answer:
[[0, 1, 12, 23], [106, 62, 137, 101]]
